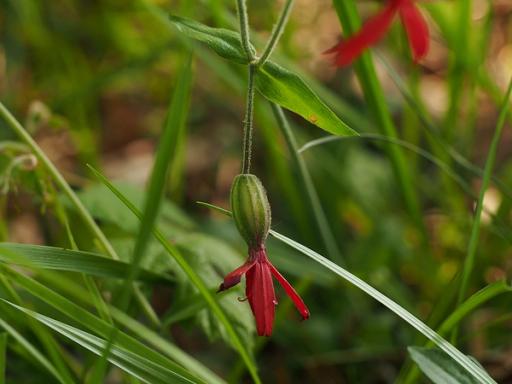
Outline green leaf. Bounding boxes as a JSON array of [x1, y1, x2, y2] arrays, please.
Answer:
[[402, 282, 511, 384], [166, 15, 356, 137], [269, 230, 496, 384], [0, 317, 67, 384], [0, 243, 173, 284], [32, 271, 226, 384], [255, 62, 357, 136], [0, 333, 6, 384], [408, 347, 480, 384], [2, 267, 209, 384], [198, 201, 496, 383], [88, 166, 261, 384], [75, 182, 194, 234], [1, 300, 199, 384], [115, 55, 193, 308], [168, 15, 250, 64]]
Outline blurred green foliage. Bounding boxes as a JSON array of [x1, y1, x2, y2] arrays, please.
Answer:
[[1, 0, 512, 383]]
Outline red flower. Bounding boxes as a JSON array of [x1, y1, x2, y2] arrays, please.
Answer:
[[219, 245, 310, 337], [325, 0, 429, 66]]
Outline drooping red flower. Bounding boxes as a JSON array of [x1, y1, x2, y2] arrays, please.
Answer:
[[219, 244, 309, 337], [222, 173, 310, 336], [325, 0, 429, 66]]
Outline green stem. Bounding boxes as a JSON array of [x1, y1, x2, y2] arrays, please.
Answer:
[[0, 103, 119, 261], [452, 77, 512, 341], [443, 0, 472, 141], [236, 0, 254, 62], [0, 103, 158, 327], [256, 0, 294, 67], [92, 169, 261, 384], [53, 195, 113, 325], [0, 272, 76, 384], [271, 104, 344, 266], [241, 64, 256, 174], [331, 0, 425, 236], [0, 333, 5, 384]]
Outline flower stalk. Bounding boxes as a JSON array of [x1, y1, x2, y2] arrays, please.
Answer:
[[241, 64, 256, 174], [257, 0, 295, 67], [236, 0, 255, 62], [231, 0, 307, 337]]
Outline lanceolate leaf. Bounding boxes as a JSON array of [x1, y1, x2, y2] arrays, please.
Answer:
[[38, 272, 225, 384], [269, 230, 496, 384], [1, 300, 200, 384], [88, 166, 261, 384], [169, 15, 250, 64], [408, 347, 480, 384], [0, 317, 68, 384], [167, 14, 357, 137], [197, 201, 496, 383], [0, 333, 5, 384], [0, 243, 173, 284], [2, 268, 212, 384], [255, 62, 357, 136]]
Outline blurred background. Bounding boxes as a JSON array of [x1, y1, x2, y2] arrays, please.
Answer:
[[1, 0, 512, 383]]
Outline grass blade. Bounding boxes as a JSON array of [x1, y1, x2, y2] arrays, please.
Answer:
[[37, 271, 226, 384], [408, 347, 480, 384], [454, 77, 512, 323], [404, 281, 512, 383], [0, 333, 6, 384], [269, 230, 496, 384], [0, 103, 118, 261], [95, 56, 194, 378], [0, 317, 68, 384], [0, 102, 158, 341], [2, 266, 205, 383], [1, 300, 197, 384], [0, 271, 77, 384], [0, 243, 173, 284], [331, 0, 424, 233], [196, 201, 496, 383], [271, 104, 344, 265], [88, 166, 261, 384]]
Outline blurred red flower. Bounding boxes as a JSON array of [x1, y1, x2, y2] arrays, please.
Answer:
[[325, 0, 429, 66], [219, 245, 309, 337]]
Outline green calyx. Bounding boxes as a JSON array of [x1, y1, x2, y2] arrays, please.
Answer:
[[230, 174, 272, 248]]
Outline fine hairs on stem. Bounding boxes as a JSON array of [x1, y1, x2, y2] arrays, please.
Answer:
[[257, 0, 294, 67], [236, 0, 255, 62], [241, 64, 256, 174], [237, 0, 295, 174]]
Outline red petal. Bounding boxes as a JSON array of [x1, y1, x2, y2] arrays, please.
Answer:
[[218, 260, 256, 292], [326, 1, 399, 67], [399, 0, 429, 62], [246, 262, 276, 336], [267, 261, 310, 320]]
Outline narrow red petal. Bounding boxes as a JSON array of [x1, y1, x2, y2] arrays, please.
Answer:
[[218, 260, 256, 292], [399, 0, 429, 62], [267, 261, 310, 320], [246, 261, 276, 336], [326, 2, 399, 66], [323, 42, 343, 55]]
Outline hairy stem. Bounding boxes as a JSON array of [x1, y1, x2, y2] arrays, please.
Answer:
[[241, 64, 256, 174], [236, 0, 255, 62], [257, 0, 294, 67]]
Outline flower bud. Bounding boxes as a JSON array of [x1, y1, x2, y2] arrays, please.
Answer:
[[230, 174, 271, 248]]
